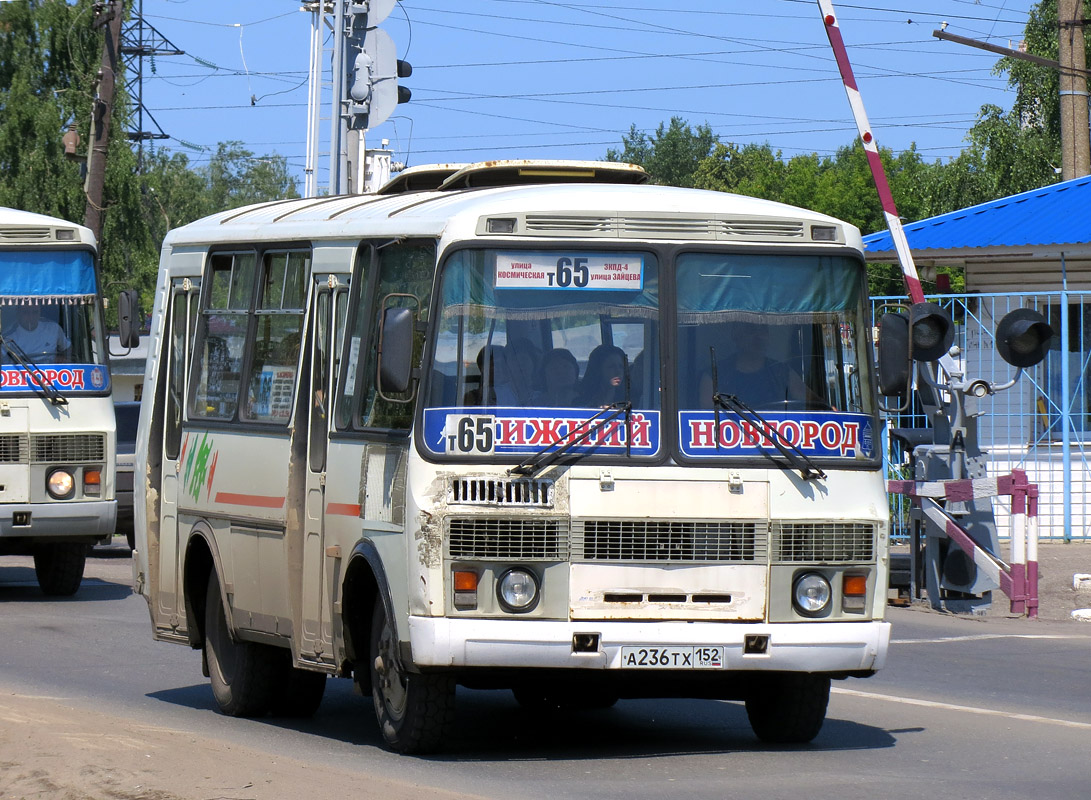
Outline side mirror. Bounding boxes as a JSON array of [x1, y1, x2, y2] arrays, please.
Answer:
[[378, 306, 414, 394], [908, 302, 953, 362], [118, 289, 140, 348], [996, 308, 1053, 368], [877, 312, 910, 396]]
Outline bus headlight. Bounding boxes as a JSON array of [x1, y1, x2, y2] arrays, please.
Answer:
[[497, 568, 540, 613], [793, 572, 831, 617], [47, 469, 76, 499]]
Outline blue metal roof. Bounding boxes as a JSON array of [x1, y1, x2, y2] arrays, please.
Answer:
[[862, 175, 1091, 254]]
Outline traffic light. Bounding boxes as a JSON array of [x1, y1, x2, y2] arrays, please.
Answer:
[[344, 1, 411, 131]]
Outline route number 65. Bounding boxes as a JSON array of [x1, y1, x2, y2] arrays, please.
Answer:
[[447, 415, 495, 454]]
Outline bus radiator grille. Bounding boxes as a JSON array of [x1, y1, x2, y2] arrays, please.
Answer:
[[0, 434, 28, 463], [448, 477, 553, 507], [572, 520, 765, 563], [30, 433, 106, 463], [771, 521, 876, 564], [447, 517, 568, 561]]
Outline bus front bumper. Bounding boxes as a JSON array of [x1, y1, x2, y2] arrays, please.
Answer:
[[408, 617, 890, 674], [0, 500, 116, 540]]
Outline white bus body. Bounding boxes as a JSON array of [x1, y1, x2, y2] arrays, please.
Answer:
[[0, 208, 116, 595], [135, 162, 890, 752]]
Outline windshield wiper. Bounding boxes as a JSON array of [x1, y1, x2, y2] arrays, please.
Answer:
[[709, 346, 822, 481], [508, 400, 632, 479], [0, 334, 68, 406], [510, 355, 634, 479]]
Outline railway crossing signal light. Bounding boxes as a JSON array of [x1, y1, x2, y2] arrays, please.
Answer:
[[908, 302, 954, 362], [995, 308, 1053, 368]]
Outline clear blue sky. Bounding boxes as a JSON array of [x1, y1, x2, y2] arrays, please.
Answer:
[[138, 1, 1039, 191]]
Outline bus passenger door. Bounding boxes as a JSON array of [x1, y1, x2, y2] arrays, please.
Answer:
[[157, 281, 198, 632], [300, 282, 344, 663]]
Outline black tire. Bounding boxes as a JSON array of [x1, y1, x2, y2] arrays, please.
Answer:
[[369, 597, 455, 754], [204, 574, 277, 717], [126, 531, 136, 551], [745, 673, 830, 744], [33, 542, 87, 596], [269, 653, 327, 718]]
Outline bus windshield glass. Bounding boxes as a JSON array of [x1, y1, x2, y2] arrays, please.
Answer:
[[0, 249, 108, 394], [422, 248, 661, 460], [675, 252, 876, 462]]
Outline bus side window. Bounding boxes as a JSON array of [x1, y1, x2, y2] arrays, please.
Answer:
[[192, 252, 254, 421], [164, 289, 196, 459], [241, 250, 309, 424], [356, 242, 435, 431], [336, 247, 373, 431]]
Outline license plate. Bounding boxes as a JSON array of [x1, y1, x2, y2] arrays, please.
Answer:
[[620, 646, 724, 669]]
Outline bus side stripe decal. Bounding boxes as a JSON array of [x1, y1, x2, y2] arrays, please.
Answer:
[[327, 502, 362, 517], [214, 492, 286, 509]]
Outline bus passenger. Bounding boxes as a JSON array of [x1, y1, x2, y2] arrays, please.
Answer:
[[464, 345, 518, 406], [537, 348, 580, 407], [579, 344, 628, 408], [505, 336, 542, 405]]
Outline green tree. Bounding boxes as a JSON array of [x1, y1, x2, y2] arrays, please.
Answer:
[[606, 117, 718, 187], [0, 3, 300, 315]]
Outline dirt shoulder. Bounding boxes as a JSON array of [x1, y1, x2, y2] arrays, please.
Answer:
[[0, 689, 476, 800]]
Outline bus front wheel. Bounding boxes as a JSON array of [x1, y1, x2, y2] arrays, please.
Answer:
[[33, 542, 87, 596], [368, 598, 455, 754], [204, 573, 277, 717], [745, 673, 830, 744]]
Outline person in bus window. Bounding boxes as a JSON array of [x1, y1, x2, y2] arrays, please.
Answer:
[[505, 336, 542, 405], [5, 305, 70, 363], [579, 344, 628, 408], [464, 345, 518, 406], [699, 322, 821, 410], [536, 348, 580, 407]]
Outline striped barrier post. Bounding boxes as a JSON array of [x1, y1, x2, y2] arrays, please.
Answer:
[[1027, 481, 1040, 619], [887, 471, 1040, 617], [1010, 470, 1028, 615]]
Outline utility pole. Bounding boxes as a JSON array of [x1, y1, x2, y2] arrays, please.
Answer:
[[1058, 0, 1090, 179], [84, 0, 125, 243]]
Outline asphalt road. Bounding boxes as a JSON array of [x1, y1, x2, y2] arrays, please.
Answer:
[[2, 547, 1090, 800]]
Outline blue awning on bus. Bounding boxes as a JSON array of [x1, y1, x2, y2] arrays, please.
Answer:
[[0, 250, 96, 304]]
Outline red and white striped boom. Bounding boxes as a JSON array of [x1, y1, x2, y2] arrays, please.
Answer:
[[816, 0, 926, 304]]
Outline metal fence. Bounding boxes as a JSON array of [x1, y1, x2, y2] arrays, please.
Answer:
[[874, 291, 1090, 542]]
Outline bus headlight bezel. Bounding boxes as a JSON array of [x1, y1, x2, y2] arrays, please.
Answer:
[[496, 568, 540, 613], [792, 572, 832, 617], [47, 468, 76, 500]]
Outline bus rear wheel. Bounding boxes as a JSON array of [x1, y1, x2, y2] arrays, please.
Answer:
[[204, 574, 277, 717], [368, 598, 455, 754], [745, 672, 830, 744], [33, 542, 87, 596]]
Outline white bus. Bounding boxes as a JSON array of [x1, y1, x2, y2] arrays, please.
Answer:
[[134, 161, 890, 753], [0, 208, 118, 595]]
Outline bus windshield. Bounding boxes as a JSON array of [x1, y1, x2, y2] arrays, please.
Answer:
[[422, 247, 660, 459], [0, 249, 108, 394], [675, 252, 876, 461]]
